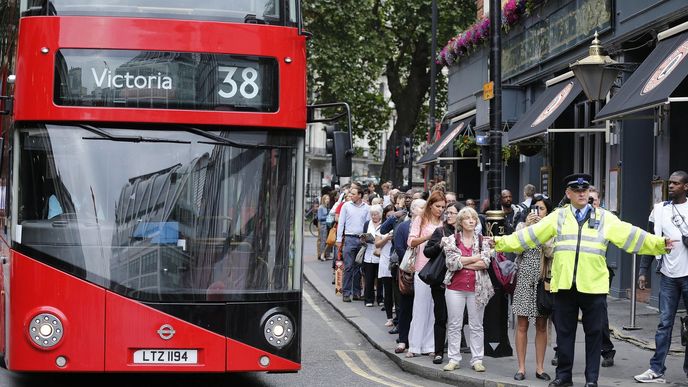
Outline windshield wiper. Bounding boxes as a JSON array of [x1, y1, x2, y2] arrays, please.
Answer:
[[180, 126, 295, 150], [80, 125, 191, 144]]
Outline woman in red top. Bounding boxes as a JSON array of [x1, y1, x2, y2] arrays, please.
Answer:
[[442, 207, 492, 372]]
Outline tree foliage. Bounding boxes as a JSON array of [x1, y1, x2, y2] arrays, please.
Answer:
[[303, 0, 476, 185]]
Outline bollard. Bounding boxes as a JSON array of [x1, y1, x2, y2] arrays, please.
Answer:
[[623, 253, 642, 331]]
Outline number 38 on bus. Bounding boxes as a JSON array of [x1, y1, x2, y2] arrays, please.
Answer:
[[0, 0, 333, 373]]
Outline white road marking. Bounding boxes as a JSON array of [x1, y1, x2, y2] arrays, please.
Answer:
[[303, 289, 355, 347], [336, 350, 402, 387]]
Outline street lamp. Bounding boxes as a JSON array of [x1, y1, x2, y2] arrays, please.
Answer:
[[570, 31, 621, 101]]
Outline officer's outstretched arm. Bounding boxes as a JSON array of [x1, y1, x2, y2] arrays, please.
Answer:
[[495, 211, 557, 253], [604, 211, 667, 256]]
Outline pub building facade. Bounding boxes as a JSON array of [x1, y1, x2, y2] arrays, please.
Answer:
[[422, 0, 688, 304]]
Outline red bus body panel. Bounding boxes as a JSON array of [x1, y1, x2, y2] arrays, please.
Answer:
[[14, 16, 307, 129], [9, 251, 106, 371], [104, 292, 226, 372], [226, 338, 300, 372], [8, 252, 300, 372]]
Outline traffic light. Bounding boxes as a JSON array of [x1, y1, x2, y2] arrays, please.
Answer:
[[324, 125, 335, 155], [403, 137, 411, 164], [324, 124, 352, 177], [394, 146, 402, 165]]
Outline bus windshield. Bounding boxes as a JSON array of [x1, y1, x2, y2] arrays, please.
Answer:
[[22, 0, 294, 24], [14, 124, 301, 302]]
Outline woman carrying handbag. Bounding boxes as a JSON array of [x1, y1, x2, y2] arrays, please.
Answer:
[[362, 205, 385, 307], [406, 191, 446, 358], [442, 207, 493, 373], [422, 203, 462, 365], [511, 194, 554, 382]]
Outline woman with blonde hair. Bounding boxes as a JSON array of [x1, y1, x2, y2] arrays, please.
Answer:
[[406, 191, 446, 357], [442, 206, 492, 372]]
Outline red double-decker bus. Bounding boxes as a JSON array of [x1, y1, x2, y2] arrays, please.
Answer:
[[0, 0, 309, 373]]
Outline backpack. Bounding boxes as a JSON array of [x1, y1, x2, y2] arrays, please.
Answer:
[[491, 251, 517, 294]]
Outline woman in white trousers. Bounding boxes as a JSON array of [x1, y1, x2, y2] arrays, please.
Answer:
[[442, 207, 493, 372], [406, 191, 446, 357]]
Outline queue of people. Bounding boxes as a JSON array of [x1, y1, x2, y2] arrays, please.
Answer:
[[314, 170, 687, 386]]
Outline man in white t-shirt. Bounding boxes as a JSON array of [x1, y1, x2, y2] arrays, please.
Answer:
[[635, 170, 688, 384]]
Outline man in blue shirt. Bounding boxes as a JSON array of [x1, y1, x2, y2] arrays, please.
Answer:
[[336, 186, 370, 302]]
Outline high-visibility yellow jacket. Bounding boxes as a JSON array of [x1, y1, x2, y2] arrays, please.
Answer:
[[495, 205, 667, 294]]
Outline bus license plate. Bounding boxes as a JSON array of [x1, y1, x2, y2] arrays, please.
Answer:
[[133, 349, 198, 364]]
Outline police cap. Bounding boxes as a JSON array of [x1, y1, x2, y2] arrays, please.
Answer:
[[563, 173, 592, 190]]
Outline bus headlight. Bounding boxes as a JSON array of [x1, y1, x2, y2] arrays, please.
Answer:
[[28, 313, 64, 349], [263, 313, 293, 348]]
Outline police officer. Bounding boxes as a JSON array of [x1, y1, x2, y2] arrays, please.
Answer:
[[493, 173, 673, 387]]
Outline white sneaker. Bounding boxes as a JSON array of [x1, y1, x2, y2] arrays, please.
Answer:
[[634, 369, 665, 383], [443, 361, 459, 371]]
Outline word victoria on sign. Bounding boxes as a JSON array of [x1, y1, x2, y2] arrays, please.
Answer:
[[91, 68, 173, 90]]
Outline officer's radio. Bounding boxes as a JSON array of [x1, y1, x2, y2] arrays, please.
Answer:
[[588, 197, 600, 229]]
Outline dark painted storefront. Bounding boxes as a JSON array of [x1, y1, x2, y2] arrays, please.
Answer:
[[430, 0, 688, 304]]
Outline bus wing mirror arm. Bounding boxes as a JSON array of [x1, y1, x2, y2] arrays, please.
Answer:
[[0, 96, 12, 116]]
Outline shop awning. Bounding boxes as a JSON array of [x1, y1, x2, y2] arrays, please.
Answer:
[[507, 78, 583, 144], [417, 116, 473, 165], [595, 30, 688, 121]]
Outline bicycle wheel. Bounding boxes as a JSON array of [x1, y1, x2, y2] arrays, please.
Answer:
[[309, 221, 318, 237]]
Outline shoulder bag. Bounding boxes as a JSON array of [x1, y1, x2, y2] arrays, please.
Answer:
[[388, 250, 399, 271], [536, 278, 554, 316], [326, 225, 337, 247], [491, 251, 517, 294], [398, 268, 414, 296], [418, 228, 448, 286], [355, 241, 367, 264], [418, 250, 446, 286], [399, 247, 417, 273]]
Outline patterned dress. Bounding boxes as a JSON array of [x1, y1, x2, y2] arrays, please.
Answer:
[[512, 247, 543, 319]]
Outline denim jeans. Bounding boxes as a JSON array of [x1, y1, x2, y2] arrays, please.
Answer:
[[650, 274, 688, 375], [342, 238, 362, 298]]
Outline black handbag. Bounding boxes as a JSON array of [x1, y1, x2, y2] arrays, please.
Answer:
[[536, 279, 554, 316], [418, 251, 447, 286]]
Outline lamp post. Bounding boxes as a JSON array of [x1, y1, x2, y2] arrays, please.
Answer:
[[486, 0, 504, 233], [570, 31, 621, 101], [427, 0, 438, 189]]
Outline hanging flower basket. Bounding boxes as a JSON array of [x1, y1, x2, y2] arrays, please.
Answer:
[[437, 0, 543, 67], [456, 134, 478, 157]]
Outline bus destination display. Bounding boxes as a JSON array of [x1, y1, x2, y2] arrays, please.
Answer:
[[54, 49, 278, 112]]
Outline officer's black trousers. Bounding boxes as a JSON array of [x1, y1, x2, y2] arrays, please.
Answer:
[[552, 287, 606, 383]]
